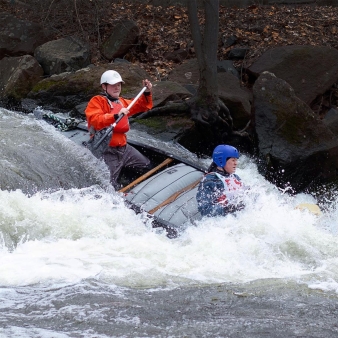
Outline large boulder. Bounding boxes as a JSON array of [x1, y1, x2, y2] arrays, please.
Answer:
[[248, 45, 338, 106], [217, 72, 252, 129], [253, 71, 338, 192], [27, 62, 151, 111], [0, 55, 43, 102], [152, 81, 192, 107], [101, 19, 139, 60], [34, 37, 91, 76], [0, 12, 50, 60], [168, 58, 200, 85]]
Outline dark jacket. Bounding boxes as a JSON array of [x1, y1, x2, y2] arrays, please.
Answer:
[[196, 165, 244, 217]]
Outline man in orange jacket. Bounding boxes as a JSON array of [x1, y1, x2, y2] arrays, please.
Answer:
[[85, 70, 153, 189]]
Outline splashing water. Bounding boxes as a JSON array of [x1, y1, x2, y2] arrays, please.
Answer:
[[1, 107, 338, 295]]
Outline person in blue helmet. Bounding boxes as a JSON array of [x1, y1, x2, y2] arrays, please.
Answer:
[[196, 144, 246, 217]]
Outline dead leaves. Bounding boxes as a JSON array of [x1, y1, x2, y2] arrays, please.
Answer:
[[3, 1, 338, 82]]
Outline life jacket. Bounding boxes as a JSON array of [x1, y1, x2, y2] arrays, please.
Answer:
[[213, 172, 243, 206], [86, 95, 129, 147], [85, 92, 153, 148], [104, 97, 130, 135]]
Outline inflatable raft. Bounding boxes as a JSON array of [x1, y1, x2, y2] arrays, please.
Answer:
[[34, 110, 322, 238], [34, 110, 206, 238]]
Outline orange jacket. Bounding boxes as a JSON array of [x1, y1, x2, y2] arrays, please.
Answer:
[[85, 93, 153, 147]]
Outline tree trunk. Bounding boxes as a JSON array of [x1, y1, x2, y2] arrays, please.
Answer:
[[187, 0, 219, 105]]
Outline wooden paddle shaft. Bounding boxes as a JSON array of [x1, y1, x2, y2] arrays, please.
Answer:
[[118, 157, 174, 193], [148, 178, 201, 215]]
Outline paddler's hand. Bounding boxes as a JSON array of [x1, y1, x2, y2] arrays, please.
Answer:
[[119, 107, 129, 115], [113, 108, 129, 121], [143, 79, 152, 92]]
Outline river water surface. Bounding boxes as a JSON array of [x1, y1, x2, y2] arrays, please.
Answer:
[[1, 108, 338, 338]]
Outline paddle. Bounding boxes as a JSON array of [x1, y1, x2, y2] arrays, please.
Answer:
[[92, 86, 147, 151], [119, 158, 174, 193], [148, 177, 201, 215], [295, 203, 322, 216]]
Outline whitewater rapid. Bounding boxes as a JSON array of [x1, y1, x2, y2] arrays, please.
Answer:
[[1, 107, 338, 294]]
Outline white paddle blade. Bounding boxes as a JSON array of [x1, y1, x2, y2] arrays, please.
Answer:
[[295, 203, 322, 216]]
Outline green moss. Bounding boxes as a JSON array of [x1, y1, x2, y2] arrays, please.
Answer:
[[136, 117, 165, 130], [31, 79, 67, 93]]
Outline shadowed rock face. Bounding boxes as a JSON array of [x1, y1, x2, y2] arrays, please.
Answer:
[[0, 55, 43, 101], [253, 71, 338, 192], [248, 45, 338, 106], [0, 12, 50, 59]]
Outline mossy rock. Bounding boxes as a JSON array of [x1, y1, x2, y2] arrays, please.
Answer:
[[28, 63, 152, 108], [132, 115, 194, 141]]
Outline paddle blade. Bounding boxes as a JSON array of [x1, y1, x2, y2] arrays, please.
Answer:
[[295, 203, 322, 216]]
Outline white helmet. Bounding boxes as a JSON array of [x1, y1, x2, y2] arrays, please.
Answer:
[[100, 70, 125, 85]]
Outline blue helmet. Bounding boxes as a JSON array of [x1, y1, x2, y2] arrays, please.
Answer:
[[212, 145, 239, 167]]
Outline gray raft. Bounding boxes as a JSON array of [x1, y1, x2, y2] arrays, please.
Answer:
[[34, 109, 205, 237], [124, 163, 204, 234]]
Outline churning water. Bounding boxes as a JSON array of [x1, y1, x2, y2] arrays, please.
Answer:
[[1, 108, 338, 338]]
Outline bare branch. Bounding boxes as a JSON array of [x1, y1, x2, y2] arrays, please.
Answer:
[[43, 0, 56, 24], [74, 0, 85, 35]]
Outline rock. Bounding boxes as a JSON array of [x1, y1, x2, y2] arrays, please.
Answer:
[[152, 81, 192, 107], [323, 107, 338, 134], [0, 55, 43, 102], [247, 45, 338, 105], [0, 12, 50, 60], [21, 98, 39, 112], [34, 36, 91, 76], [27, 62, 152, 111], [168, 58, 200, 85], [70, 102, 88, 119], [217, 60, 240, 78], [228, 48, 249, 59], [217, 72, 252, 129], [169, 58, 240, 83], [222, 35, 237, 48], [168, 59, 251, 129], [253, 71, 338, 192], [163, 49, 189, 63], [101, 19, 139, 60]]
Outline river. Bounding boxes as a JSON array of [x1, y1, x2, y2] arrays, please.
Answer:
[[1, 107, 338, 338]]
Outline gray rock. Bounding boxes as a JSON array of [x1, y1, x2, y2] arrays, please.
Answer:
[[168, 58, 251, 129], [253, 71, 338, 191], [217, 72, 252, 129], [34, 36, 91, 76], [168, 59, 200, 85], [248, 45, 338, 105], [0, 55, 43, 101], [323, 107, 338, 134], [27, 63, 151, 111], [152, 81, 192, 107], [217, 60, 240, 78], [101, 20, 139, 60], [0, 12, 50, 60], [228, 48, 249, 60]]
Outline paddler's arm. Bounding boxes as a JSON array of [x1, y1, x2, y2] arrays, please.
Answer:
[[85, 96, 124, 130], [122, 79, 153, 116], [197, 175, 228, 217]]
